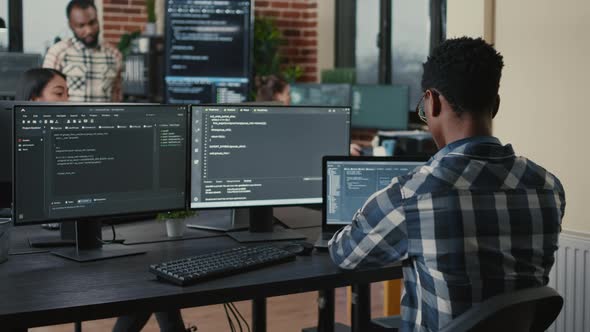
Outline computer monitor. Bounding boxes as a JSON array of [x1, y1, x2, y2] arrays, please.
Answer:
[[324, 157, 427, 226], [190, 105, 351, 242], [13, 104, 189, 261], [0, 53, 42, 97], [0, 101, 12, 209], [289, 83, 352, 107], [165, 0, 252, 104], [351, 85, 409, 130]]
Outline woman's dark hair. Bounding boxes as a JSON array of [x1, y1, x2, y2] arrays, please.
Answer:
[[15, 68, 67, 101], [255, 75, 289, 102]]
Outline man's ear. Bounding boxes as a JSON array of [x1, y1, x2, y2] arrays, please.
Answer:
[[492, 95, 500, 119], [427, 90, 442, 118]]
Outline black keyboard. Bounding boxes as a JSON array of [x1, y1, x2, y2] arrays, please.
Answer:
[[149, 245, 297, 286]]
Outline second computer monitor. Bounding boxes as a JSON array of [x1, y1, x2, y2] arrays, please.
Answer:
[[190, 105, 351, 209], [13, 104, 188, 225], [351, 85, 409, 130], [289, 83, 352, 107]]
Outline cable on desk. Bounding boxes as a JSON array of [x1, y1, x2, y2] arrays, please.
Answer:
[[226, 303, 243, 332], [221, 302, 249, 332], [97, 224, 125, 245], [230, 302, 250, 332], [223, 303, 237, 332]]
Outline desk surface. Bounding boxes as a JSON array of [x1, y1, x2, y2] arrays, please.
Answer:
[[0, 208, 401, 328]]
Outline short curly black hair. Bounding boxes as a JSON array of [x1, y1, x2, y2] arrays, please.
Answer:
[[67, 0, 96, 19], [421, 37, 504, 114]]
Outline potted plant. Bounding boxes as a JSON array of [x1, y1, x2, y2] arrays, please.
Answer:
[[117, 30, 141, 59], [145, 0, 157, 35], [157, 210, 196, 237], [253, 17, 303, 97]]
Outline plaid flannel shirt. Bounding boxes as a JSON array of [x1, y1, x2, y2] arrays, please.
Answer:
[[43, 38, 122, 102], [329, 136, 565, 332]]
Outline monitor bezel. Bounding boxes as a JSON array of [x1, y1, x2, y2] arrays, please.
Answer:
[[188, 104, 352, 211], [12, 103, 190, 226], [321, 155, 430, 233]]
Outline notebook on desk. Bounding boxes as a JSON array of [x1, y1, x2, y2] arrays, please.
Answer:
[[315, 156, 429, 249]]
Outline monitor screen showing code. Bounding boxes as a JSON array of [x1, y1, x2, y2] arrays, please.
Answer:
[[191, 105, 351, 208], [14, 105, 188, 224], [165, 0, 251, 104], [326, 160, 425, 225]]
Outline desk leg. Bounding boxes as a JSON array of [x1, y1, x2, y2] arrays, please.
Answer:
[[351, 283, 371, 332], [317, 289, 335, 332], [75, 321, 82, 332], [252, 297, 267, 332]]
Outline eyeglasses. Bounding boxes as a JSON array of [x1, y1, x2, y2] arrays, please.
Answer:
[[415, 89, 439, 123], [415, 93, 427, 123]]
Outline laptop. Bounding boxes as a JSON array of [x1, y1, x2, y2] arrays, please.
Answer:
[[315, 156, 429, 249]]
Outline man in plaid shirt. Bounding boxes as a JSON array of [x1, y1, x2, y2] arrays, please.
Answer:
[[43, 0, 122, 102], [329, 37, 566, 331]]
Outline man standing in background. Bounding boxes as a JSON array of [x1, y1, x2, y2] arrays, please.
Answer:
[[43, 0, 122, 102]]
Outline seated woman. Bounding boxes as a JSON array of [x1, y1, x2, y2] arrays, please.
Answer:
[[15, 68, 69, 102], [255, 74, 291, 105]]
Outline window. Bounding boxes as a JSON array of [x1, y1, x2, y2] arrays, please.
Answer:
[[355, 0, 379, 84], [0, 0, 8, 51], [391, 0, 431, 105], [23, 0, 71, 55], [347, 0, 446, 108]]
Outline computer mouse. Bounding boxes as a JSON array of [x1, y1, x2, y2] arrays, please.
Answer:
[[282, 242, 314, 256]]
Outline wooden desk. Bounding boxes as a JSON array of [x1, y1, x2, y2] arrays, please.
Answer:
[[0, 210, 402, 331]]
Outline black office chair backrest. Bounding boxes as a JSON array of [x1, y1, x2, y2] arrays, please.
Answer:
[[439, 286, 563, 332]]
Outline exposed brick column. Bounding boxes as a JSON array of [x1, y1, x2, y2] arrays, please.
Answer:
[[255, 0, 318, 82], [102, 0, 148, 46], [101, 0, 319, 82]]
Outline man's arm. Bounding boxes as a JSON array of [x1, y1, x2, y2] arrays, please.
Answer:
[[110, 46, 124, 102], [328, 182, 409, 269], [111, 71, 123, 102]]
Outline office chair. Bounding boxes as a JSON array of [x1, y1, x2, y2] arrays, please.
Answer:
[[439, 286, 563, 332], [371, 286, 563, 332]]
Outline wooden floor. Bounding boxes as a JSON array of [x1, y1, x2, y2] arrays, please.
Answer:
[[31, 284, 385, 332]]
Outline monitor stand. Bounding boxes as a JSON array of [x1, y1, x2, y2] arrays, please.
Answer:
[[28, 221, 76, 248], [186, 209, 250, 232], [51, 219, 146, 262], [226, 207, 306, 243]]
